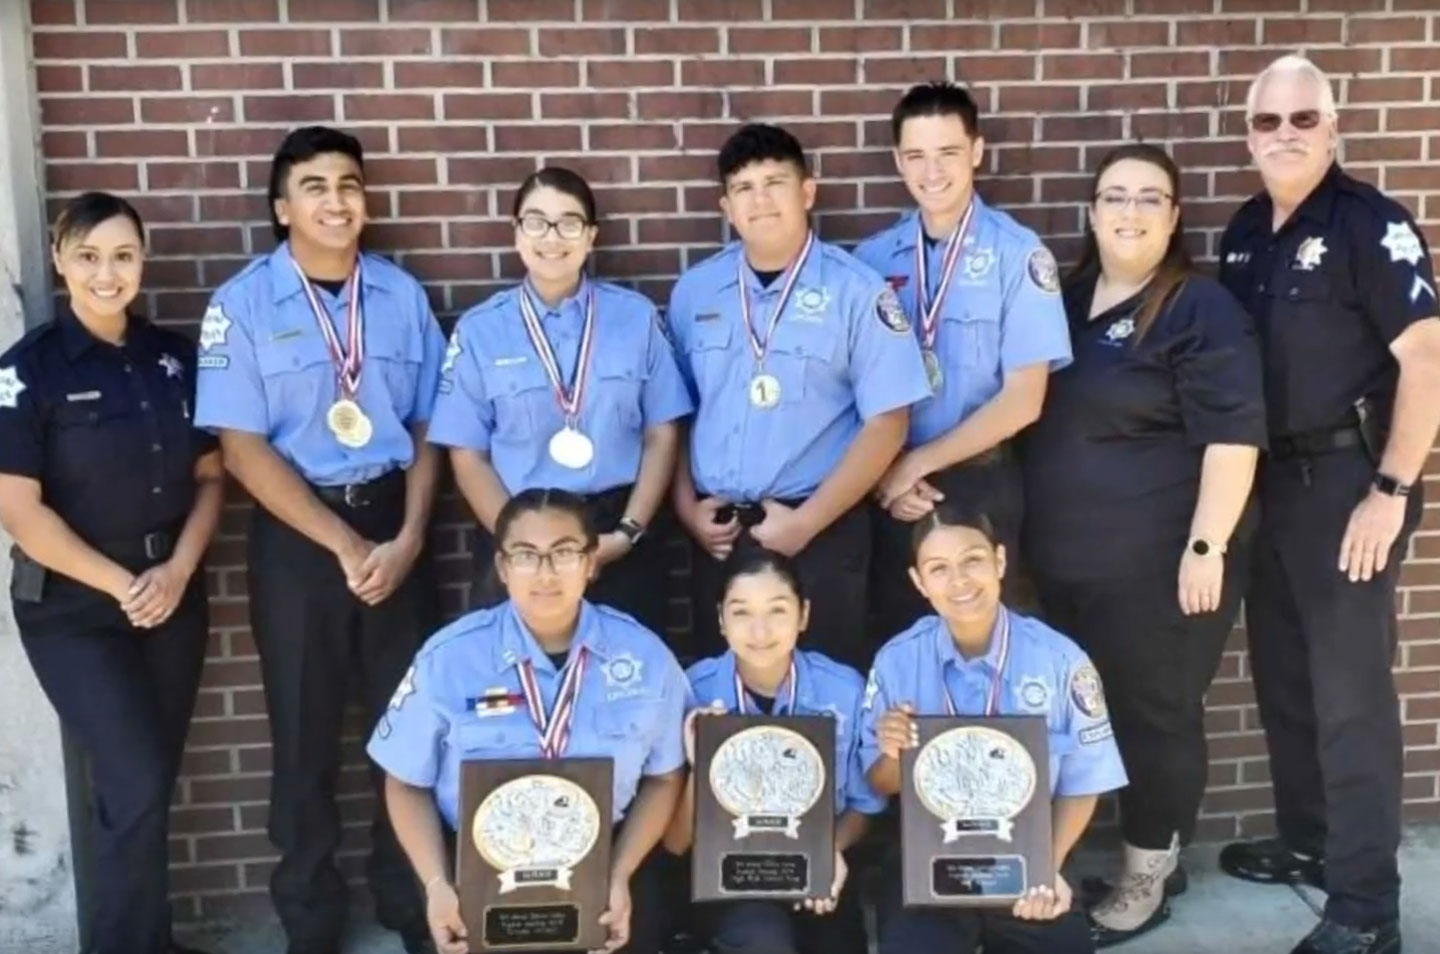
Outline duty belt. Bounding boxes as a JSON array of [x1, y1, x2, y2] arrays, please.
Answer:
[[1270, 426, 1364, 461]]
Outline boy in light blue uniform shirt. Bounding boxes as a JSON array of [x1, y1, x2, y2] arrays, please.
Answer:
[[854, 82, 1071, 641], [667, 123, 930, 671], [193, 126, 444, 954]]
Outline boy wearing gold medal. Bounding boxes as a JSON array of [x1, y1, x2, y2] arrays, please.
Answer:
[[194, 126, 446, 954]]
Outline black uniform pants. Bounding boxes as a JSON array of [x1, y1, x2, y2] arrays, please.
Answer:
[[247, 476, 436, 951], [696, 851, 866, 954], [18, 590, 207, 954], [870, 450, 1023, 650], [875, 852, 1092, 954], [1246, 447, 1422, 927], [1035, 545, 1248, 849], [689, 501, 871, 671], [469, 484, 673, 639]]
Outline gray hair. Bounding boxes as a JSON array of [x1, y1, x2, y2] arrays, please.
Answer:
[[1245, 54, 1338, 120]]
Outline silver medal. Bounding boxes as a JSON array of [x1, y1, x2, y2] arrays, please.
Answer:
[[548, 426, 595, 469], [748, 373, 782, 409], [923, 349, 943, 391]]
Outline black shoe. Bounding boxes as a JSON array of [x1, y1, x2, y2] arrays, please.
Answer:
[[170, 944, 220, 954], [1290, 918, 1400, 954], [1090, 899, 1172, 949], [1219, 837, 1325, 888], [400, 923, 438, 954], [1080, 865, 1188, 910]]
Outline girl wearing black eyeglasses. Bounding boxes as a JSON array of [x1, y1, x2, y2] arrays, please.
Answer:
[[429, 168, 693, 637], [1018, 143, 1268, 947]]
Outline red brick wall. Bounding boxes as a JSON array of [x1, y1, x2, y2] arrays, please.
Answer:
[[26, 0, 1440, 923]]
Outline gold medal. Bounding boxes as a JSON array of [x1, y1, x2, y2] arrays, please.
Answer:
[[327, 398, 373, 448]]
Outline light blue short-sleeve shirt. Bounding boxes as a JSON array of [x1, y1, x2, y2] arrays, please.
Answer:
[[194, 242, 446, 485], [667, 237, 930, 501], [367, 600, 689, 830], [686, 649, 887, 817], [859, 610, 1127, 799], [853, 197, 1072, 448], [429, 277, 693, 494]]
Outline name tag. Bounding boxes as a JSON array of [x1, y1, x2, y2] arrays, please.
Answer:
[[65, 390, 101, 402], [271, 328, 304, 342], [695, 312, 720, 323], [494, 356, 528, 367]]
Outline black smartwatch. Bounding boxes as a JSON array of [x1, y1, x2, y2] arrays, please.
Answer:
[[617, 517, 646, 545], [1373, 473, 1412, 497], [1188, 537, 1226, 557]]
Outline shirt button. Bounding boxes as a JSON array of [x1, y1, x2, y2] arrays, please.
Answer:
[[151, 443, 162, 452], [1258, 283, 1266, 293], [123, 364, 132, 374], [151, 486, 162, 494]]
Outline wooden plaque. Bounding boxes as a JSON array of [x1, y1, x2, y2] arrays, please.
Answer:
[[458, 758, 613, 952], [899, 716, 1052, 908], [691, 714, 836, 902]]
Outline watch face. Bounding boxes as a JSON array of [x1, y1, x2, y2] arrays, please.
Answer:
[[1192, 540, 1211, 556]]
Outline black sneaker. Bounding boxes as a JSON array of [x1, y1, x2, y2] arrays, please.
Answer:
[[1219, 837, 1325, 889], [1290, 918, 1400, 954]]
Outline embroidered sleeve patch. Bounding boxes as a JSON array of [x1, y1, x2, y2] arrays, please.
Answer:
[[199, 303, 232, 351], [875, 288, 911, 334], [1026, 247, 1061, 295]]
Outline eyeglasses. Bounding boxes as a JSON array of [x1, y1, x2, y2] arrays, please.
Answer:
[[1248, 109, 1324, 133], [1094, 188, 1173, 213], [517, 212, 591, 241], [501, 545, 591, 575]]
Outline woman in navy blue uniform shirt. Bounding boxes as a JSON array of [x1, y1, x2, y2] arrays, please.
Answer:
[[0, 193, 223, 954], [1020, 144, 1267, 946]]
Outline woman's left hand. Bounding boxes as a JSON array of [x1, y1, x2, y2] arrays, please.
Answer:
[[1177, 548, 1223, 616], [796, 849, 847, 915], [122, 560, 189, 629], [594, 876, 632, 953], [1011, 872, 1072, 921]]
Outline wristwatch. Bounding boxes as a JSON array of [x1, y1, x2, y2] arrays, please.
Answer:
[[1188, 537, 1226, 557], [1373, 473, 1412, 497], [617, 517, 646, 546]]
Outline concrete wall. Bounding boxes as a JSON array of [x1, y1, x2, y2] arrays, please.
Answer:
[[0, 4, 78, 953]]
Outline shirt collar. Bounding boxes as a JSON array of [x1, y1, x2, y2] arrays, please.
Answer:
[[269, 241, 383, 304], [1254, 161, 1341, 232], [891, 193, 990, 256], [56, 304, 147, 361], [717, 231, 822, 295], [493, 600, 614, 674], [717, 649, 808, 714], [522, 275, 590, 322], [930, 609, 1009, 677]]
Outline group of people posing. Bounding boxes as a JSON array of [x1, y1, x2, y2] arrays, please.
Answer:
[[1, 52, 1436, 954]]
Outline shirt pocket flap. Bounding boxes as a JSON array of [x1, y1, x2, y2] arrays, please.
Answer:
[[255, 332, 334, 377], [369, 325, 424, 364], [595, 697, 664, 737], [688, 318, 734, 353], [487, 360, 552, 397], [770, 321, 840, 364]]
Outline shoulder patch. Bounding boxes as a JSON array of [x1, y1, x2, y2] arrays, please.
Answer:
[[875, 287, 911, 334], [1026, 247, 1061, 295], [0, 366, 25, 409], [388, 666, 417, 711], [199, 302, 232, 351], [602, 651, 644, 690], [861, 669, 881, 712], [1069, 663, 1107, 719], [441, 330, 462, 375], [1380, 221, 1425, 266]]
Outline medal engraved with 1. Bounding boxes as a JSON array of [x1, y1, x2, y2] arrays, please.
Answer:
[[293, 259, 372, 448], [739, 232, 814, 410], [914, 201, 976, 393], [519, 285, 598, 469]]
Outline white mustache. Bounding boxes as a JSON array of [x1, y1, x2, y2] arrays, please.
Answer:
[[1264, 142, 1310, 157]]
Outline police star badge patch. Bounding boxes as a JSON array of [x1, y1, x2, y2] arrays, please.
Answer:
[[441, 331, 462, 375], [1070, 663, 1107, 719], [1381, 221, 1424, 266], [389, 666, 417, 711], [1104, 317, 1135, 344], [796, 286, 831, 315], [603, 652, 643, 689], [876, 288, 911, 334], [0, 366, 25, 409], [1026, 247, 1061, 295], [199, 303, 231, 351], [1293, 236, 1327, 271]]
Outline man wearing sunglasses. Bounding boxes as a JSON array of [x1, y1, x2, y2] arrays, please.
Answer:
[[1218, 54, 1440, 954]]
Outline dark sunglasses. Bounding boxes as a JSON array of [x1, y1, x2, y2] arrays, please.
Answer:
[[1248, 109, 1323, 133]]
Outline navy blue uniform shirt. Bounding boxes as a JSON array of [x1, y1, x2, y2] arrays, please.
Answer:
[[1021, 275, 1267, 581], [1219, 163, 1438, 436], [0, 307, 214, 544]]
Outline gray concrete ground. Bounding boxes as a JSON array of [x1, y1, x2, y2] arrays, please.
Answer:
[[181, 825, 1440, 954]]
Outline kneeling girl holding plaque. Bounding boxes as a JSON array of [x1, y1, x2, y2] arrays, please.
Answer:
[[368, 489, 689, 954], [859, 506, 1127, 954], [663, 545, 885, 954]]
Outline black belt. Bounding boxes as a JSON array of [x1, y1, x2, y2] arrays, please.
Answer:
[[1270, 426, 1364, 461], [312, 469, 406, 509], [715, 498, 806, 529], [97, 528, 177, 562]]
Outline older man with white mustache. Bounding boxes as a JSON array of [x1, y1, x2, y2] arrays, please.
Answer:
[[1216, 54, 1440, 954]]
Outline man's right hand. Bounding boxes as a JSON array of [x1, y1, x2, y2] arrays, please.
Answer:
[[681, 495, 741, 561], [335, 534, 377, 589]]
